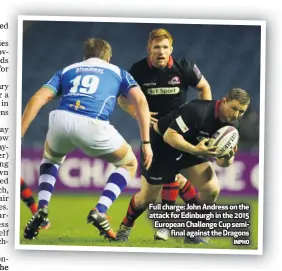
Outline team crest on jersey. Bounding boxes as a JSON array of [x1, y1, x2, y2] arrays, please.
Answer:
[[69, 100, 85, 110], [168, 76, 181, 85]]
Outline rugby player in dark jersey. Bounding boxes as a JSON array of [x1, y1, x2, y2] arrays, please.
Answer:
[[118, 28, 212, 241], [115, 88, 250, 244]]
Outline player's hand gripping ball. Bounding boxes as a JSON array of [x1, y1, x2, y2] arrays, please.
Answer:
[[208, 126, 239, 158]]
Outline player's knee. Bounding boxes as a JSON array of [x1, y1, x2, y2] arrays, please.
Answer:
[[114, 148, 137, 178], [124, 156, 138, 178], [176, 174, 187, 189], [44, 143, 65, 164], [208, 186, 220, 202], [201, 184, 220, 203], [128, 154, 138, 171]]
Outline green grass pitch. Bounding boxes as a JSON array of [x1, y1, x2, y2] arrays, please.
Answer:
[[19, 194, 259, 250]]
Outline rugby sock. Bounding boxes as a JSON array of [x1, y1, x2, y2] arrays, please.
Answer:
[[122, 194, 146, 227], [179, 180, 198, 204], [20, 178, 38, 214], [161, 181, 179, 206], [96, 167, 130, 214], [38, 158, 60, 209]]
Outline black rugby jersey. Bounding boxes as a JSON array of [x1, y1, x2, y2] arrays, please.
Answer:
[[157, 99, 239, 146], [129, 56, 202, 118]]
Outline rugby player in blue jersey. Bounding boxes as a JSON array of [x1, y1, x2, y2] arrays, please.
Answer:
[[21, 38, 153, 240]]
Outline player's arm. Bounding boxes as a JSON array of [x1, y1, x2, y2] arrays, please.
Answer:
[[127, 87, 153, 169], [183, 60, 212, 100], [164, 127, 217, 156], [163, 127, 198, 154], [120, 70, 153, 169], [126, 87, 151, 142], [118, 95, 136, 119], [118, 64, 145, 119], [128, 63, 158, 125], [196, 75, 212, 100], [21, 70, 62, 138], [118, 94, 156, 124], [120, 70, 151, 141], [163, 102, 218, 156], [21, 87, 56, 138]]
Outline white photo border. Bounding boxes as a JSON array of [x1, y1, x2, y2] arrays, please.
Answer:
[[15, 15, 266, 256]]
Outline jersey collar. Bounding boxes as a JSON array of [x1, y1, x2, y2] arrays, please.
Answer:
[[147, 55, 174, 69], [214, 100, 222, 119]]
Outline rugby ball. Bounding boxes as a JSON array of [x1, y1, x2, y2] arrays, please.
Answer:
[[208, 126, 239, 158]]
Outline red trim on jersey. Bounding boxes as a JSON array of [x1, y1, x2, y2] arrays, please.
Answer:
[[147, 55, 174, 69], [167, 55, 173, 68], [215, 100, 222, 119]]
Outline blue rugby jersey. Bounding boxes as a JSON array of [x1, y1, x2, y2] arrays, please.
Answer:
[[43, 58, 138, 121]]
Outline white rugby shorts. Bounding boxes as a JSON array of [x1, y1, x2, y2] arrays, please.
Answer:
[[46, 110, 125, 156]]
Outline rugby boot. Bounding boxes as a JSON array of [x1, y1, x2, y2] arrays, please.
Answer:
[[115, 223, 132, 242], [87, 208, 116, 240], [41, 218, 51, 230], [24, 206, 49, 240]]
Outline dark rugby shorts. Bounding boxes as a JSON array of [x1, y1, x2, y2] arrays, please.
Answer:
[[140, 128, 179, 185], [176, 152, 209, 170]]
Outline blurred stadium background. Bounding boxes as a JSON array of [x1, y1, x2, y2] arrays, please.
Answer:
[[20, 20, 261, 248]]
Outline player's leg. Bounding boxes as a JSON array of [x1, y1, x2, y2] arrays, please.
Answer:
[[155, 151, 200, 241], [86, 141, 137, 239], [180, 161, 220, 244], [24, 142, 69, 240], [115, 175, 163, 241], [115, 135, 178, 242], [177, 154, 200, 204], [20, 177, 38, 215], [20, 177, 51, 230], [24, 111, 75, 240], [93, 142, 137, 214], [161, 180, 179, 206], [180, 162, 220, 204], [71, 118, 138, 239], [178, 174, 198, 205], [155, 173, 199, 240], [154, 180, 179, 240]]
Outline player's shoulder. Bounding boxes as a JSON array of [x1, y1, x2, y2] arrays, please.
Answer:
[[173, 57, 196, 69], [180, 99, 215, 116], [185, 99, 214, 107], [61, 60, 84, 74], [130, 58, 148, 71], [62, 58, 123, 78]]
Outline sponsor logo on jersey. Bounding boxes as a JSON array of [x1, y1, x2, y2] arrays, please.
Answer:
[[143, 82, 156, 86], [176, 116, 189, 133], [168, 76, 181, 85], [76, 67, 104, 74], [147, 87, 180, 95]]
